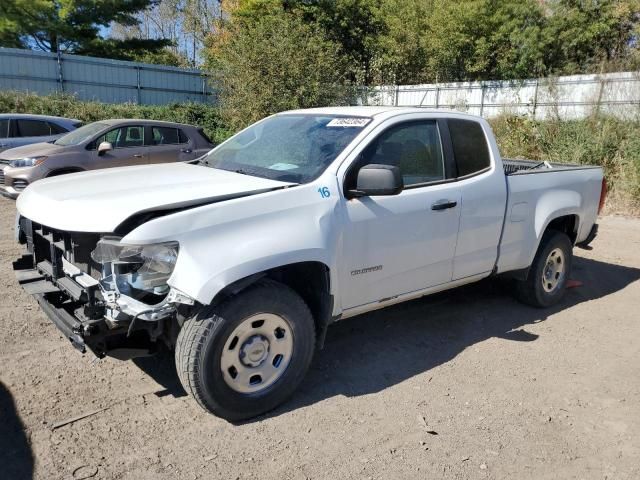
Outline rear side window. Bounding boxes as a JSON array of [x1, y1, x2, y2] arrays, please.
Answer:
[[448, 119, 491, 177], [0, 119, 8, 138], [151, 127, 187, 145], [47, 122, 68, 134], [197, 128, 213, 145], [17, 119, 51, 137]]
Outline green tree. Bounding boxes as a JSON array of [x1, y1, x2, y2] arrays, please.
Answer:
[[0, 0, 170, 59], [207, 10, 353, 130], [374, 0, 433, 84], [543, 0, 640, 74], [131, 48, 191, 67], [373, 0, 639, 83], [295, 0, 387, 84], [416, 0, 548, 82]]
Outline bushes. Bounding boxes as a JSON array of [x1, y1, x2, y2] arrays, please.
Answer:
[[490, 115, 640, 212], [0, 91, 229, 143]]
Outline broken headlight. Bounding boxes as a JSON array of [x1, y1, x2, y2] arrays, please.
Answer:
[[91, 239, 179, 301]]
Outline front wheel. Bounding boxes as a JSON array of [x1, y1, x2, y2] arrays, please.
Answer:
[[514, 231, 573, 308], [175, 279, 316, 421]]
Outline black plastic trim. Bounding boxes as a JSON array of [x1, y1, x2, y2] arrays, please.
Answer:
[[34, 293, 86, 353], [437, 118, 457, 179], [576, 223, 598, 249]]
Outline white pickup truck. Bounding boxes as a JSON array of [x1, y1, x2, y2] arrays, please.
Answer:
[[13, 107, 606, 420]]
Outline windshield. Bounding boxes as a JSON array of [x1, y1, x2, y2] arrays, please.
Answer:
[[203, 114, 370, 183], [54, 122, 109, 146]]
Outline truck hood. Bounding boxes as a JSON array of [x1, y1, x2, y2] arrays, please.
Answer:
[[0, 142, 66, 159], [17, 163, 293, 232]]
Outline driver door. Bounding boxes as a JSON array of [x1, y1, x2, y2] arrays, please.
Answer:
[[90, 125, 148, 169], [340, 120, 462, 311]]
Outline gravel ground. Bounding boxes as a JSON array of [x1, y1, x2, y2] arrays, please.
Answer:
[[1, 195, 639, 480]]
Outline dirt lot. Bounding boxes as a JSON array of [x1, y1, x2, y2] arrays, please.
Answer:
[[1, 195, 639, 480]]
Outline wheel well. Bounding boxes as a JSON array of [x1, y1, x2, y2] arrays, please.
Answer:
[[46, 168, 84, 177], [212, 262, 333, 348], [545, 215, 579, 244]]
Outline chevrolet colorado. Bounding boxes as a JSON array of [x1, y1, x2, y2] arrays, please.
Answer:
[[12, 107, 606, 420]]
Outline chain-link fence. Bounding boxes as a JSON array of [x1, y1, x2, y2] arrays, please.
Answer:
[[355, 71, 640, 120]]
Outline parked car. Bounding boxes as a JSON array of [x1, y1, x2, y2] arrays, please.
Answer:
[[13, 107, 605, 421], [0, 114, 82, 153], [0, 119, 214, 198]]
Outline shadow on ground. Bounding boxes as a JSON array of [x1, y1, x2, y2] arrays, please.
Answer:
[[0, 382, 34, 480], [133, 352, 187, 399], [133, 256, 640, 420]]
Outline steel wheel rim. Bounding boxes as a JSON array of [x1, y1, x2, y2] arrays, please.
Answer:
[[542, 247, 565, 293], [220, 313, 294, 394]]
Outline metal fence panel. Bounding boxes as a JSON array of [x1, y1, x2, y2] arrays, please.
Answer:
[[362, 72, 640, 120], [0, 47, 215, 105]]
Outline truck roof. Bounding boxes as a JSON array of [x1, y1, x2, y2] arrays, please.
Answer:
[[280, 106, 478, 119]]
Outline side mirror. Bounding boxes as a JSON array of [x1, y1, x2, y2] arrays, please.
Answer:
[[349, 164, 403, 198], [97, 141, 113, 156]]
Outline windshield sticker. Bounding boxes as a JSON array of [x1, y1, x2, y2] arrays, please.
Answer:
[[327, 118, 371, 128], [269, 163, 299, 171]]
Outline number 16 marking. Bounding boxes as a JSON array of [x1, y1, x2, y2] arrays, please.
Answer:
[[318, 186, 331, 198]]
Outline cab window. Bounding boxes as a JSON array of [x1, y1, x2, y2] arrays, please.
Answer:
[[448, 119, 491, 177], [347, 120, 445, 189]]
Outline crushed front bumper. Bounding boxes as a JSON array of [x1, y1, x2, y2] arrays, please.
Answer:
[[12, 218, 178, 359], [33, 292, 86, 353], [13, 254, 155, 359]]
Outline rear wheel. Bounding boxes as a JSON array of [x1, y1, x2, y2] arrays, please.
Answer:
[[175, 279, 315, 421], [514, 231, 573, 308]]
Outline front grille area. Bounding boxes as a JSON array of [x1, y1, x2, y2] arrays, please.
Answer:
[[13, 179, 28, 191], [0, 168, 4, 185], [21, 218, 102, 282], [0, 158, 10, 165]]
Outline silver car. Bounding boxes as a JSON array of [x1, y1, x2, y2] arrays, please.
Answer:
[[0, 114, 82, 153], [0, 119, 215, 198]]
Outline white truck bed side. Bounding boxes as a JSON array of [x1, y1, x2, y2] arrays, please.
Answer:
[[497, 165, 603, 273]]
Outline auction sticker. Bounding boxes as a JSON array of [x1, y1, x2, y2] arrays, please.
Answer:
[[327, 118, 371, 127]]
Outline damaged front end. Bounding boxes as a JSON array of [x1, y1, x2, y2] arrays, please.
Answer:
[[13, 217, 195, 359]]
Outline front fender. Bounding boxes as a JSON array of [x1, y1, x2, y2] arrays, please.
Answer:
[[121, 177, 342, 305], [192, 250, 333, 304]]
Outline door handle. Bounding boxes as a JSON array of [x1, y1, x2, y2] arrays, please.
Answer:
[[431, 200, 457, 211], [181, 148, 192, 154], [133, 154, 144, 158]]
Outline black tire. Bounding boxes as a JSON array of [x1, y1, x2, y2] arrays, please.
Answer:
[[175, 279, 316, 421], [514, 231, 573, 308]]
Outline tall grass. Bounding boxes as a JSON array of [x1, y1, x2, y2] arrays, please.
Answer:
[[489, 115, 640, 213]]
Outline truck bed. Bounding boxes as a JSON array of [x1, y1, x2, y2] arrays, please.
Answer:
[[497, 159, 604, 275], [503, 158, 601, 175]]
